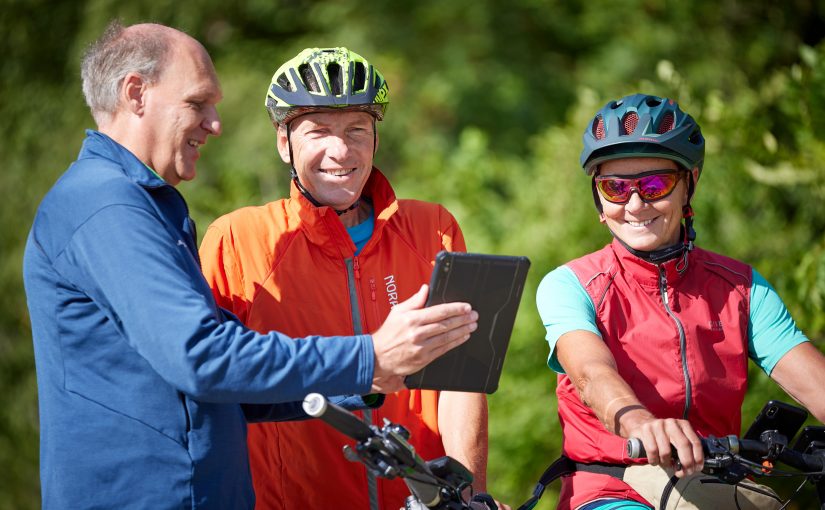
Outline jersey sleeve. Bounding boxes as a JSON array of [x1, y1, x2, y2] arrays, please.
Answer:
[[749, 268, 809, 374], [200, 222, 249, 323], [536, 265, 601, 374]]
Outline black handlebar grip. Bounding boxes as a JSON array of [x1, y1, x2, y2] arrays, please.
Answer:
[[302, 393, 374, 442]]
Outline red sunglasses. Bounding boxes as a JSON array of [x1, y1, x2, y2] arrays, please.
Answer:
[[594, 169, 686, 204]]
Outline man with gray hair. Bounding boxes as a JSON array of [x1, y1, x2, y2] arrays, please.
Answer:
[[23, 21, 477, 509]]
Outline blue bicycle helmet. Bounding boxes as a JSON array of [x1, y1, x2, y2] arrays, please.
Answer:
[[580, 94, 705, 176]]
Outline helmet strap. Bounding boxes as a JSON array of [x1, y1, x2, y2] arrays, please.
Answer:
[[612, 213, 696, 267]]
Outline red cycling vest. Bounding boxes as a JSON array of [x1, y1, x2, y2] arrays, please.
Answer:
[[557, 240, 752, 509]]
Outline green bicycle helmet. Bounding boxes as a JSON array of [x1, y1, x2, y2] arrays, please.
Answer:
[[580, 94, 705, 176], [265, 47, 389, 126]]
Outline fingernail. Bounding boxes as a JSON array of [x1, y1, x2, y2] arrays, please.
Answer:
[[469, 322, 478, 331], [470, 311, 479, 320]]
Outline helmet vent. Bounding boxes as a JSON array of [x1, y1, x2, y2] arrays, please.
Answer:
[[327, 63, 343, 95], [622, 112, 639, 135], [688, 129, 703, 145], [353, 62, 366, 92], [658, 112, 675, 133], [593, 116, 606, 140], [299, 64, 321, 93], [645, 96, 662, 107], [276, 73, 292, 92]]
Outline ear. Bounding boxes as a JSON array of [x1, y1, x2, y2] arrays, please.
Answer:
[[276, 124, 291, 164], [122, 73, 148, 116], [599, 212, 606, 224]]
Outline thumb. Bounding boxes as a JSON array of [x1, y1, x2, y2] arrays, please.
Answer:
[[392, 284, 428, 312]]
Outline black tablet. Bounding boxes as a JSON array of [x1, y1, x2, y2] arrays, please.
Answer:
[[404, 251, 530, 394]]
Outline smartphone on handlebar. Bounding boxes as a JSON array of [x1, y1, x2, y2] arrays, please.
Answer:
[[743, 400, 808, 443]]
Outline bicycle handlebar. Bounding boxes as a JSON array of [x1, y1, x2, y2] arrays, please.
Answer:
[[302, 393, 478, 509], [627, 435, 825, 475], [303, 392, 374, 441]]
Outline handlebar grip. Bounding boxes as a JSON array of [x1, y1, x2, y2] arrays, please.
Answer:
[[777, 446, 825, 473], [627, 437, 645, 458], [302, 393, 374, 442]]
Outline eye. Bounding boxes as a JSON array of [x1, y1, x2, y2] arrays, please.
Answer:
[[348, 126, 371, 138], [602, 179, 629, 194]]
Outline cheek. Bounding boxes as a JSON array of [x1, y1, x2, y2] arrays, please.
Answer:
[[600, 202, 624, 222]]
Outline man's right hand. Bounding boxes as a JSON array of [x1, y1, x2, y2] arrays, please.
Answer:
[[370, 284, 477, 393]]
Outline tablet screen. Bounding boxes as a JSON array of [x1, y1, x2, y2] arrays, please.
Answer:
[[404, 251, 530, 393]]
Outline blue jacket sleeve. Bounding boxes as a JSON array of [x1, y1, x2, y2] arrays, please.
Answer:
[[52, 203, 374, 403]]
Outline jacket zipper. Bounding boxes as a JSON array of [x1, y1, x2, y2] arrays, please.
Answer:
[[346, 256, 379, 510], [369, 277, 380, 326], [658, 265, 692, 419]]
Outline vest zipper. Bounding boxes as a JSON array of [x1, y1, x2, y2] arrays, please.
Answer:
[[658, 265, 692, 419], [346, 256, 379, 510]]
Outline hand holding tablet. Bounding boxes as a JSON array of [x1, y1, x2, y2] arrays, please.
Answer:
[[404, 251, 530, 394]]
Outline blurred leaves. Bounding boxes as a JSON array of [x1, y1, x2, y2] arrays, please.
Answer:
[[3, 1, 825, 508]]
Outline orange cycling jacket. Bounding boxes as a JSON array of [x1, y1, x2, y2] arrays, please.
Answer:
[[199, 169, 466, 510]]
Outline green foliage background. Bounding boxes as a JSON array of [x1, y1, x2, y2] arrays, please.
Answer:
[[2, 1, 825, 508]]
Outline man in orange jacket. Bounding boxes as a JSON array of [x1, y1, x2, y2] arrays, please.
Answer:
[[199, 47, 490, 509]]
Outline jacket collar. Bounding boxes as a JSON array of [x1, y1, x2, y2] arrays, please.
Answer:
[[287, 168, 399, 258], [610, 237, 690, 288], [78, 130, 169, 189]]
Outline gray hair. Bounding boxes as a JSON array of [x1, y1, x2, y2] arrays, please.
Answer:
[[80, 21, 171, 125]]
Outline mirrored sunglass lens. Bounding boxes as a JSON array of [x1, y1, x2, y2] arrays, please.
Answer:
[[639, 174, 677, 200], [598, 179, 631, 202]]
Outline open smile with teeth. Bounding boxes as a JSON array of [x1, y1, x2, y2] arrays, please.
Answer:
[[188, 140, 201, 148], [627, 218, 655, 227], [321, 168, 356, 177]]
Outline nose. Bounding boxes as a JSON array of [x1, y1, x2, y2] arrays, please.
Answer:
[[326, 135, 351, 161], [202, 105, 222, 137], [624, 189, 647, 212]]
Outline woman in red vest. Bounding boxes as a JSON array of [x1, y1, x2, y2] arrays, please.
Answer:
[[536, 94, 825, 510]]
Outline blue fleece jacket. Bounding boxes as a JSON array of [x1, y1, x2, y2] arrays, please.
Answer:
[[23, 131, 376, 509]]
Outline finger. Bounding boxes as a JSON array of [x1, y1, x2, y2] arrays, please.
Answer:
[[642, 433, 660, 466], [414, 301, 474, 324], [655, 427, 674, 468], [413, 310, 478, 340], [676, 422, 704, 474], [663, 421, 701, 476], [392, 284, 428, 313], [419, 331, 472, 364]]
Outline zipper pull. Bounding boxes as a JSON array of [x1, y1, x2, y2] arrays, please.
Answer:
[[369, 277, 376, 302], [353, 257, 360, 280], [659, 267, 669, 306]]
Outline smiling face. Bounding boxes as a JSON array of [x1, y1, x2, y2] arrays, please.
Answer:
[[277, 110, 376, 211], [597, 157, 689, 251], [139, 36, 223, 185]]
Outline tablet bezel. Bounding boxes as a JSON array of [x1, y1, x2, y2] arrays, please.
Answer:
[[403, 251, 530, 394]]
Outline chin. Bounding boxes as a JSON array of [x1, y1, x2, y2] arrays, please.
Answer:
[[622, 235, 664, 252]]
